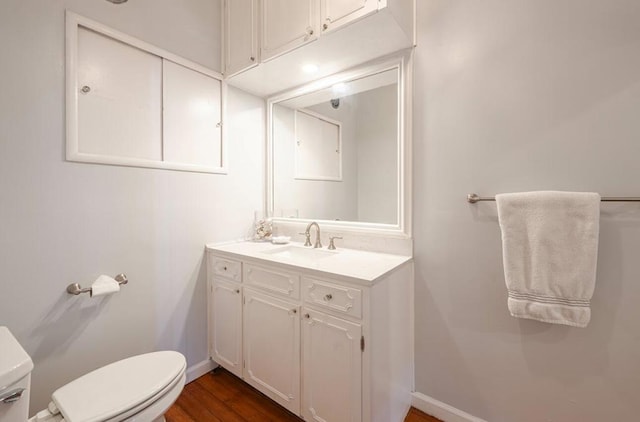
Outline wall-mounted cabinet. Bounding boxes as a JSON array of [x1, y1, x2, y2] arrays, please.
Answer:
[[321, 0, 379, 33], [261, 0, 319, 61], [222, 0, 415, 97], [223, 0, 259, 77], [67, 12, 226, 173]]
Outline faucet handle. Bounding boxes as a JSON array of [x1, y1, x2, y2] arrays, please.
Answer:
[[328, 236, 343, 250], [299, 232, 312, 247]]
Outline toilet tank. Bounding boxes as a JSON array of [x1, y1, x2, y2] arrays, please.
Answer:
[[0, 327, 34, 422]]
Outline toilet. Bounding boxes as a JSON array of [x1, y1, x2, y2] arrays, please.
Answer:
[[0, 327, 186, 422]]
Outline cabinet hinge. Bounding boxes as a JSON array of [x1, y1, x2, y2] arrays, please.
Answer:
[[360, 336, 365, 352]]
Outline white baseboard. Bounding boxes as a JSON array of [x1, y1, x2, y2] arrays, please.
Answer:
[[186, 358, 217, 384], [411, 392, 487, 422]]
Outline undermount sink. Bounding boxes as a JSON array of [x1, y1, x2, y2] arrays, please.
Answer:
[[260, 245, 336, 264]]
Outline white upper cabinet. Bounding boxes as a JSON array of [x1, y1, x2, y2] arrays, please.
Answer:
[[223, 0, 258, 77], [223, 0, 415, 97], [261, 0, 319, 61], [320, 0, 378, 33]]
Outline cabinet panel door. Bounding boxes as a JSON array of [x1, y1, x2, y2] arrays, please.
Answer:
[[321, 0, 378, 33], [223, 0, 258, 76], [162, 59, 222, 169], [243, 288, 301, 414], [211, 279, 243, 377], [77, 27, 162, 160], [302, 308, 362, 422], [261, 0, 319, 61]]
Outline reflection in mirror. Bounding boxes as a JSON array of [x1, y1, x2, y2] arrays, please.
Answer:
[[272, 68, 398, 225]]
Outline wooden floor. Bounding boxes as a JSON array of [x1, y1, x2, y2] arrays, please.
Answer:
[[165, 368, 441, 422]]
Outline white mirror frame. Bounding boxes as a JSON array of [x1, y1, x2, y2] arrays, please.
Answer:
[[266, 50, 413, 238]]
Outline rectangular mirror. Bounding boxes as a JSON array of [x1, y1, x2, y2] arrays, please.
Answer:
[[267, 52, 411, 236]]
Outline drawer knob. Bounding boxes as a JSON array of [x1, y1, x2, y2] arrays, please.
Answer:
[[223, 266, 227, 271], [235, 289, 240, 294], [304, 313, 310, 319], [324, 294, 333, 301], [291, 309, 297, 314]]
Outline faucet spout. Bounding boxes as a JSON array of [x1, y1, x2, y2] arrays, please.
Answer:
[[304, 222, 322, 248]]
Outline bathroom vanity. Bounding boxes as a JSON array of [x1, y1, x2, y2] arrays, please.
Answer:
[[206, 241, 413, 422]]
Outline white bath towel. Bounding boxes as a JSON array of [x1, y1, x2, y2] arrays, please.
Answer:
[[496, 191, 600, 327]]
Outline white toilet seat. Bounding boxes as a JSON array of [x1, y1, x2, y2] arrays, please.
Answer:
[[32, 351, 186, 422]]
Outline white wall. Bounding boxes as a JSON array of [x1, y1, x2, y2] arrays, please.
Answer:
[[0, 0, 264, 414], [414, 1, 640, 421]]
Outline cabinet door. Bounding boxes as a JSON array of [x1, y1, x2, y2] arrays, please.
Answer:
[[162, 59, 222, 169], [223, 0, 258, 76], [261, 0, 319, 61], [320, 0, 378, 33], [77, 27, 162, 161], [211, 279, 243, 377], [243, 288, 301, 414], [302, 308, 362, 422]]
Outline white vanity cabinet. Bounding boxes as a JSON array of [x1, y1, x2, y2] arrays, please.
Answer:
[[261, 0, 320, 62], [222, 0, 259, 77], [206, 243, 414, 422]]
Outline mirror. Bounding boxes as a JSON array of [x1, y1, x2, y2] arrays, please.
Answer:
[[267, 53, 411, 235]]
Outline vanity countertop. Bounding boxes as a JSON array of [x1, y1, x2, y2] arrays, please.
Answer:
[[206, 241, 412, 285]]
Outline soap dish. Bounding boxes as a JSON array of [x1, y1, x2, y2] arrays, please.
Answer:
[[271, 236, 291, 244]]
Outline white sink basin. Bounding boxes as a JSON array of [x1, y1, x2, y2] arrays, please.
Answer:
[[260, 245, 336, 264]]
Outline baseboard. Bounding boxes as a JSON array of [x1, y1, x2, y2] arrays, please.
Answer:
[[186, 358, 217, 384], [411, 392, 488, 422]]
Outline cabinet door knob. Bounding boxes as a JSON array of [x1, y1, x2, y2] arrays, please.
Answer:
[[324, 293, 333, 301], [223, 266, 227, 271], [250, 56, 255, 61], [235, 289, 240, 294], [304, 313, 310, 319], [323, 23, 328, 30], [292, 309, 297, 314]]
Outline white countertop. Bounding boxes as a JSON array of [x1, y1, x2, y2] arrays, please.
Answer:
[[206, 241, 412, 285]]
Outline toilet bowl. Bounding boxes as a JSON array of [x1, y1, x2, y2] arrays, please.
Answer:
[[0, 327, 186, 422]]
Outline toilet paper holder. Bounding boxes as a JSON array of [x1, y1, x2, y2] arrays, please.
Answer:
[[66, 274, 128, 295]]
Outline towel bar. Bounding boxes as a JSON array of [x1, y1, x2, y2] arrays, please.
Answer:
[[66, 273, 128, 295], [467, 193, 640, 204]]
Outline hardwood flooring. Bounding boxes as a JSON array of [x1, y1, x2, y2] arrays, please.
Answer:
[[165, 368, 441, 422]]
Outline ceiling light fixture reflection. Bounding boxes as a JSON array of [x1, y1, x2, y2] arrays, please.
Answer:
[[302, 64, 319, 74], [331, 82, 348, 95]]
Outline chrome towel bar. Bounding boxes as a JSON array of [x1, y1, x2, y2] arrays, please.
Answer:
[[66, 273, 128, 295], [467, 193, 640, 204]]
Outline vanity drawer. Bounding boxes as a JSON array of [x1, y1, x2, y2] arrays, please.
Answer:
[[244, 263, 300, 299], [210, 256, 242, 282], [302, 277, 362, 319]]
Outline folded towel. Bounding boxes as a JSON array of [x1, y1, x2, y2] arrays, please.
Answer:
[[496, 191, 600, 327]]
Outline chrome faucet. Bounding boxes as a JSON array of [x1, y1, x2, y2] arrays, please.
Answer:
[[302, 221, 322, 248]]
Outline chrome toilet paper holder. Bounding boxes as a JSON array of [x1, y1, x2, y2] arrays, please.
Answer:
[[66, 273, 128, 295]]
